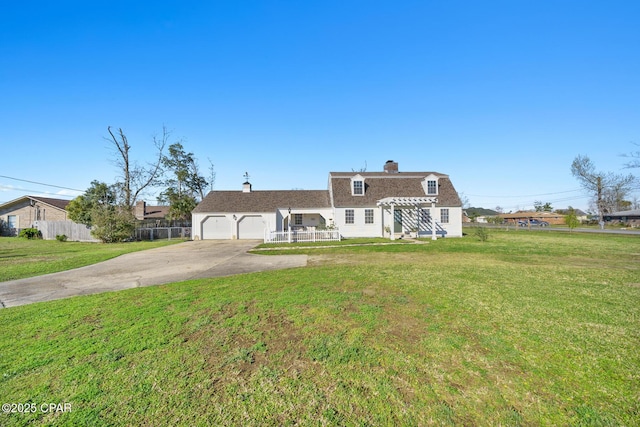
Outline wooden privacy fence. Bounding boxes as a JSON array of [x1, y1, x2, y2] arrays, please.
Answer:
[[35, 220, 99, 242], [264, 229, 341, 243]]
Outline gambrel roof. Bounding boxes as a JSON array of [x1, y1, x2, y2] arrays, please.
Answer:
[[329, 172, 462, 208], [192, 164, 462, 214], [193, 190, 331, 213]]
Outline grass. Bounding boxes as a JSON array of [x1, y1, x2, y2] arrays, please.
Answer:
[[0, 238, 184, 281], [0, 231, 639, 425]]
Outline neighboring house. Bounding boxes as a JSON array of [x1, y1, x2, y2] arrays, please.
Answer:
[[0, 196, 70, 236], [134, 201, 170, 221], [604, 209, 640, 227], [192, 161, 463, 240], [555, 208, 588, 223], [500, 211, 566, 225]]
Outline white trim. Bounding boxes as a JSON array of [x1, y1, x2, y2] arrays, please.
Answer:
[[351, 174, 365, 196], [377, 197, 438, 206]]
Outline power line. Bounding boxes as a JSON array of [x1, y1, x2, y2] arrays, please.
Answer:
[[0, 185, 76, 198], [466, 188, 583, 198], [0, 175, 84, 192]]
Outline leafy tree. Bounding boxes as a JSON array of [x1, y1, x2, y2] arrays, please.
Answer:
[[564, 206, 580, 232], [67, 181, 134, 242], [570, 155, 636, 223], [159, 142, 208, 221], [534, 201, 553, 212]]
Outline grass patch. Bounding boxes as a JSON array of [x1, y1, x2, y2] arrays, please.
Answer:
[[255, 237, 412, 249], [0, 238, 184, 281], [0, 231, 638, 425]]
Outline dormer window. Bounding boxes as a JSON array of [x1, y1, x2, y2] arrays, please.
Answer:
[[427, 180, 437, 195], [423, 174, 439, 195], [351, 174, 365, 196], [353, 180, 363, 195]]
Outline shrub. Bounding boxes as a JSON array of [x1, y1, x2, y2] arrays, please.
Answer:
[[19, 228, 42, 239], [56, 234, 68, 242], [564, 208, 580, 232], [473, 226, 490, 242]]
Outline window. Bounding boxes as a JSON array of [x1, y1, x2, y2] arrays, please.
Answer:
[[7, 215, 17, 229], [365, 209, 374, 224], [427, 180, 437, 195], [440, 208, 449, 224], [420, 208, 431, 222], [294, 214, 303, 225], [353, 180, 364, 195], [345, 209, 354, 224]]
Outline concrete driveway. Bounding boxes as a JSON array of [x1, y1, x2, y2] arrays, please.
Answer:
[[0, 240, 307, 308]]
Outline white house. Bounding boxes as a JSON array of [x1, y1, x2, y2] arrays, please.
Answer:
[[191, 161, 463, 240]]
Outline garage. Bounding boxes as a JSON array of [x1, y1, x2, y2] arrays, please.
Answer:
[[238, 215, 265, 239], [201, 215, 231, 239]]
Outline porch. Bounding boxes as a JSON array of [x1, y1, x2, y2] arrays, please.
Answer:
[[377, 197, 445, 240]]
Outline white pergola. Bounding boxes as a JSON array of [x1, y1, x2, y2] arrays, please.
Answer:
[[376, 197, 439, 240]]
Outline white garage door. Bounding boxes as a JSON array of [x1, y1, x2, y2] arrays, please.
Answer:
[[238, 215, 264, 239], [202, 215, 231, 239]]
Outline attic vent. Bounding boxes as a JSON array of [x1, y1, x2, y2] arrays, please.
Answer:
[[384, 160, 398, 173]]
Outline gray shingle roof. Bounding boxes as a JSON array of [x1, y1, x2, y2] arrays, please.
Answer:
[[29, 196, 71, 210], [193, 171, 461, 213], [329, 172, 462, 207], [193, 190, 331, 213]]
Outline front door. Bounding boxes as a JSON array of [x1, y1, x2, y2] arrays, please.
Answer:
[[394, 210, 403, 233]]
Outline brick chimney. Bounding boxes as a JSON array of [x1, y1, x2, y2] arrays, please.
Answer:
[[384, 160, 398, 173], [135, 200, 146, 220]]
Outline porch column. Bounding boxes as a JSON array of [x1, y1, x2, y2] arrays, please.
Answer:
[[390, 203, 395, 241], [431, 201, 437, 240]]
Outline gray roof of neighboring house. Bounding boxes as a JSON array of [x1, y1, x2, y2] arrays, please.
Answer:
[[193, 190, 331, 213], [329, 172, 462, 208], [608, 209, 640, 217], [30, 196, 71, 210], [0, 195, 70, 211], [142, 205, 170, 219]]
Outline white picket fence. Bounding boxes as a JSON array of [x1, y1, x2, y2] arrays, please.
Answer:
[[264, 229, 341, 243]]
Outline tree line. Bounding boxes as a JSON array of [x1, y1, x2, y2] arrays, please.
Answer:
[[67, 126, 213, 242]]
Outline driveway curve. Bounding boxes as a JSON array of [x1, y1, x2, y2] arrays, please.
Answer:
[[0, 240, 307, 308]]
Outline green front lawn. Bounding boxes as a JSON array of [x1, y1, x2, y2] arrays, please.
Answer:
[[0, 231, 638, 425], [0, 238, 184, 282]]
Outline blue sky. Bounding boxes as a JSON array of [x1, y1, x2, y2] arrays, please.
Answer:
[[1, 1, 638, 212]]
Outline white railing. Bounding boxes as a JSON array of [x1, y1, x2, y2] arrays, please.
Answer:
[[264, 229, 341, 243]]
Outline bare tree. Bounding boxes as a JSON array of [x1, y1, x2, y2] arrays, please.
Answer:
[[571, 155, 636, 222], [621, 142, 640, 169], [106, 126, 167, 209], [351, 161, 367, 173], [207, 158, 216, 193]]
